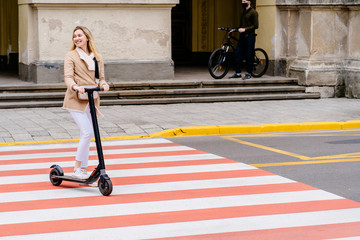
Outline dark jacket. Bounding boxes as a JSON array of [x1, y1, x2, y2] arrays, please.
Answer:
[[239, 7, 259, 34]]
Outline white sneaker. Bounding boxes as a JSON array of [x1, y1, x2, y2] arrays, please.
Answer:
[[72, 168, 88, 179]]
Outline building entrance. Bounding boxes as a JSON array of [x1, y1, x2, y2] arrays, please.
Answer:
[[0, 0, 18, 74], [171, 0, 244, 67], [171, 0, 192, 65]]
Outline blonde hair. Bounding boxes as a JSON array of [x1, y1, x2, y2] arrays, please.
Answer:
[[71, 26, 100, 59]]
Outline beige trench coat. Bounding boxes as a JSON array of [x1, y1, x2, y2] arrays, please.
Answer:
[[62, 50, 108, 115]]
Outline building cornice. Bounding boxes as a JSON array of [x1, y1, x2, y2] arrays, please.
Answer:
[[18, 0, 179, 5], [276, 0, 360, 6]]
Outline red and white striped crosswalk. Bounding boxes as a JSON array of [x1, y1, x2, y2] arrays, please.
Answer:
[[1, 138, 360, 239]]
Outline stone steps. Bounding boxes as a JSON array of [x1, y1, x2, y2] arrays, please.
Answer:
[[0, 77, 320, 108], [0, 93, 320, 109]]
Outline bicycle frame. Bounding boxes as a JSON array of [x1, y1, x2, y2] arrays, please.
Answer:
[[220, 28, 238, 53]]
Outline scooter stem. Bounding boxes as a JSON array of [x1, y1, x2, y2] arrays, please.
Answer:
[[87, 91, 106, 171]]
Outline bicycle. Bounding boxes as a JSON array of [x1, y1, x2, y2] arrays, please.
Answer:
[[208, 27, 269, 79]]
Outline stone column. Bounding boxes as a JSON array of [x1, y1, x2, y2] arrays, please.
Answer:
[[256, 0, 277, 75], [276, 0, 360, 98], [18, 0, 179, 84], [345, 6, 360, 98]]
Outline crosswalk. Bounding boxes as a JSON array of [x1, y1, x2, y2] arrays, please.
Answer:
[[1, 138, 360, 239]]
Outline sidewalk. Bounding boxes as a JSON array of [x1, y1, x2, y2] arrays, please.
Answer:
[[0, 98, 359, 143], [0, 68, 359, 143]]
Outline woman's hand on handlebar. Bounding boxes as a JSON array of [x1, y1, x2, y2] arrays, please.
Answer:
[[102, 84, 110, 92], [73, 86, 85, 94]]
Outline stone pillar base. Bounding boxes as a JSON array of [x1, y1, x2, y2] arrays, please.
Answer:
[[344, 59, 360, 98], [288, 59, 345, 98], [273, 58, 289, 76], [105, 59, 174, 82], [19, 62, 63, 84], [19, 59, 174, 84], [306, 86, 338, 98]]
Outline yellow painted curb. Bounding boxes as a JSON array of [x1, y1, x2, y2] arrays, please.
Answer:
[[1, 120, 360, 146], [149, 120, 360, 138]]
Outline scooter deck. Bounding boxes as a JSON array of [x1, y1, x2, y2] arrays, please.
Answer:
[[54, 175, 95, 184]]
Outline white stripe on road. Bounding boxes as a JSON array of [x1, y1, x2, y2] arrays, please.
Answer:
[[0, 146, 194, 161], [328, 238, 360, 240], [0, 190, 342, 225], [0, 163, 255, 185], [0, 175, 294, 203], [0, 139, 172, 152], [3, 207, 358, 240], [0, 154, 223, 171]]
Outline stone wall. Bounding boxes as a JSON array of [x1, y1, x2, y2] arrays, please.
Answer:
[[276, 0, 360, 98], [18, 0, 178, 84]]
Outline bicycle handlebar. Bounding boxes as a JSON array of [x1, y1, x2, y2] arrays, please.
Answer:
[[218, 27, 238, 32]]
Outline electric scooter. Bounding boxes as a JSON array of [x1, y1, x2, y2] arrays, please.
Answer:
[[49, 87, 113, 196]]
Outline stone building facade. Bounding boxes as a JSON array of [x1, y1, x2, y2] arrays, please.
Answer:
[[18, 0, 178, 83], [1, 0, 359, 98], [273, 0, 360, 98]]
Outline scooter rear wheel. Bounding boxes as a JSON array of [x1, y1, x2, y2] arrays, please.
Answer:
[[49, 168, 63, 186], [99, 178, 113, 196]]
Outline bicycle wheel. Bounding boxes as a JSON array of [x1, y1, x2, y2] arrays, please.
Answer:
[[208, 48, 230, 79], [252, 48, 269, 78]]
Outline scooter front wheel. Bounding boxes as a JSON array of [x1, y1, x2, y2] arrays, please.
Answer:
[[99, 178, 113, 196], [49, 167, 63, 186]]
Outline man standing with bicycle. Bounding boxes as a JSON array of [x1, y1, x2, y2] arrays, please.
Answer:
[[230, 0, 259, 80]]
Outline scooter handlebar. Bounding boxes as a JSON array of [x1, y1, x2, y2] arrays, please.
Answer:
[[85, 87, 104, 93], [75, 87, 104, 93]]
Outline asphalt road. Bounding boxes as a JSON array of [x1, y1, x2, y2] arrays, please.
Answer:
[[3, 131, 360, 238], [168, 129, 360, 202]]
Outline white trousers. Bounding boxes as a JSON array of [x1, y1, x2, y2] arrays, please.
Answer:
[[69, 105, 94, 168]]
